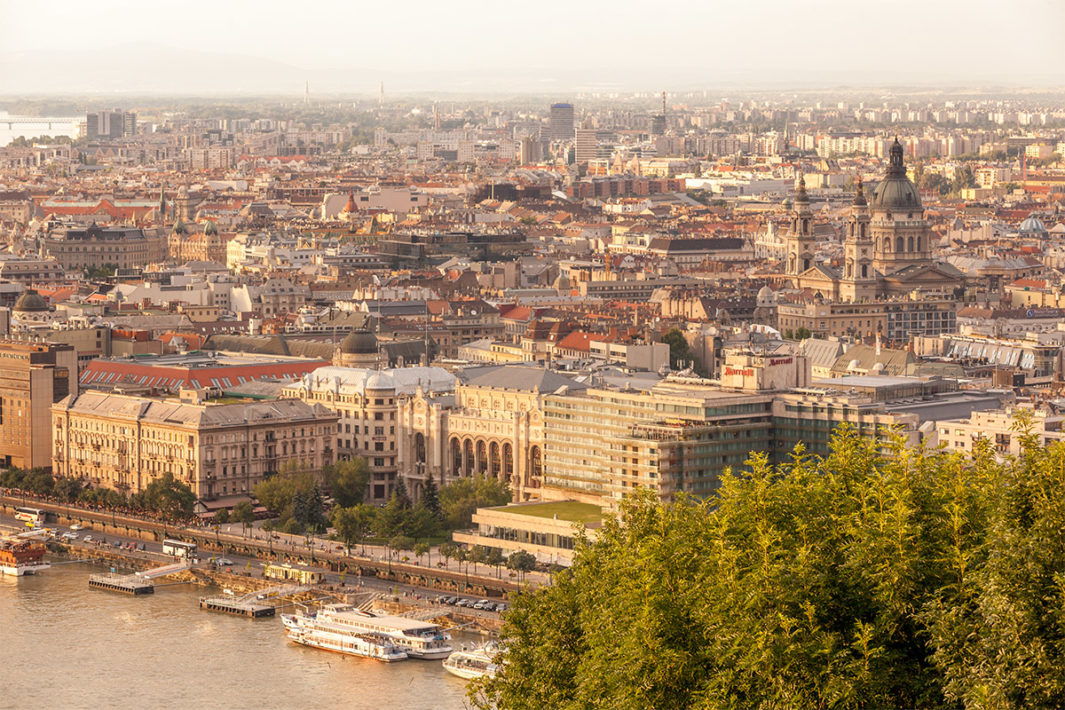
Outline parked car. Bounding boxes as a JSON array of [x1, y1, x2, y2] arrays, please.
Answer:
[[70, 524, 83, 531], [216, 558, 234, 566], [473, 599, 492, 610], [83, 535, 93, 543], [136, 543, 146, 551], [61, 532, 78, 540]]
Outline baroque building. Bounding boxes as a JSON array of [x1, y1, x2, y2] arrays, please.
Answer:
[[168, 220, 227, 264], [51, 390, 337, 499], [281, 365, 454, 504], [786, 138, 965, 301]]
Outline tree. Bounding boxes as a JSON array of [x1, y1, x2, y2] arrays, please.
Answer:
[[390, 535, 415, 561], [331, 504, 375, 555], [660, 327, 691, 370], [486, 547, 505, 578], [473, 427, 1008, 709], [414, 541, 430, 566], [232, 501, 256, 535], [253, 464, 320, 529], [439, 541, 458, 569], [213, 508, 230, 525], [505, 550, 536, 583], [139, 473, 195, 518], [324, 458, 371, 508], [375, 492, 414, 539], [421, 473, 442, 521], [925, 413, 1065, 708], [53, 476, 83, 503], [393, 478, 412, 510], [439, 475, 511, 531], [795, 326, 812, 340]]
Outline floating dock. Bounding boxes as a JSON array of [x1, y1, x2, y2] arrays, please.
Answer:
[[199, 584, 310, 618], [199, 596, 275, 617], [87, 560, 188, 595], [88, 573, 154, 595]]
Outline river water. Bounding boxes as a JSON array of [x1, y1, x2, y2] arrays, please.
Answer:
[[0, 112, 80, 146], [1, 563, 475, 710]]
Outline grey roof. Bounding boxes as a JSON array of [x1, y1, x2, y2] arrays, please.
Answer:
[[830, 344, 914, 376], [56, 390, 332, 428], [646, 237, 746, 253], [461, 365, 589, 393], [869, 176, 921, 211], [800, 338, 847, 368], [203, 334, 334, 359]]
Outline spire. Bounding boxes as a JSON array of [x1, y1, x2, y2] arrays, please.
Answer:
[[887, 136, 906, 178], [795, 171, 809, 204], [158, 182, 166, 218], [853, 176, 866, 206]]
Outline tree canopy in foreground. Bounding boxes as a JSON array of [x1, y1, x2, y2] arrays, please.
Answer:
[[473, 418, 1065, 710]]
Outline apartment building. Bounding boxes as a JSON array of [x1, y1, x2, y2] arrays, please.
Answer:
[[51, 390, 338, 499], [0, 340, 77, 469], [934, 407, 1063, 457], [281, 366, 454, 503]]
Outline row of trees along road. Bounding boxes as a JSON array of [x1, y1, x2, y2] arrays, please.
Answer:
[[2, 467, 196, 519], [473, 414, 1065, 710], [251, 457, 510, 543]]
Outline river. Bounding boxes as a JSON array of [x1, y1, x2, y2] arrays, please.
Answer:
[[1, 563, 476, 710], [0, 112, 80, 146]]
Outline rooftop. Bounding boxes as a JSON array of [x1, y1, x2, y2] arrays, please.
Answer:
[[494, 501, 604, 525]]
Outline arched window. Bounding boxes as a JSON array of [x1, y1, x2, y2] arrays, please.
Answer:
[[916, 236, 922, 251], [861, 264, 868, 278], [896, 236, 904, 252], [907, 236, 914, 252]]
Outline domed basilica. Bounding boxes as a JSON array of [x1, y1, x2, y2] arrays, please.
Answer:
[[786, 138, 964, 300]]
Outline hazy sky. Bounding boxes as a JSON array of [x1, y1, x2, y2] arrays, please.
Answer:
[[2, 0, 1063, 93]]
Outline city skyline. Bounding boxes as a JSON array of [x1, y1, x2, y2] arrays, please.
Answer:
[[2, 0, 1064, 94]]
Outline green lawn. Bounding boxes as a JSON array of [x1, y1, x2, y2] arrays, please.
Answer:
[[496, 501, 604, 524]]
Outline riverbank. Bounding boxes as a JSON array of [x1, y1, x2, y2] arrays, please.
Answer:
[[2, 494, 532, 599], [48, 539, 503, 634]]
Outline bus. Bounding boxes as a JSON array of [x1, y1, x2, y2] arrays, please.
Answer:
[[263, 563, 323, 585], [162, 539, 198, 559], [13, 507, 46, 526]]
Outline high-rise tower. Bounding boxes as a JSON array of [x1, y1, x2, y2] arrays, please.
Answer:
[[549, 103, 575, 141]]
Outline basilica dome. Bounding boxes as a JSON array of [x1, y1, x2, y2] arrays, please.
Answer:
[[340, 328, 378, 355], [869, 138, 922, 212]]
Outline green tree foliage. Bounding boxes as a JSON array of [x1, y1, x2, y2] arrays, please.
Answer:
[[926, 413, 1065, 708], [232, 501, 256, 533], [389, 534, 415, 559], [505, 550, 537, 582], [132, 473, 195, 518], [660, 327, 691, 370], [421, 473, 442, 520], [331, 504, 376, 553], [438, 541, 459, 568], [83, 263, 118, 281], [213, 508, 230, 525], [439, 475, 511, 531], [393, 478, 413, 510], [253, 463, 325, 531], [53, 476, 83, 503], [475, 426, 1040, 709], [324, 458, 371, 508]]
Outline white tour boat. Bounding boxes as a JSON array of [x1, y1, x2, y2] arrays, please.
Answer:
[[282, 604, 453, 660], [282, 608, 408, 662], [443, 644, 500, 680]]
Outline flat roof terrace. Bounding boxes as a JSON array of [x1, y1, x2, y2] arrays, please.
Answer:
[[493, 501, 604, 525]]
